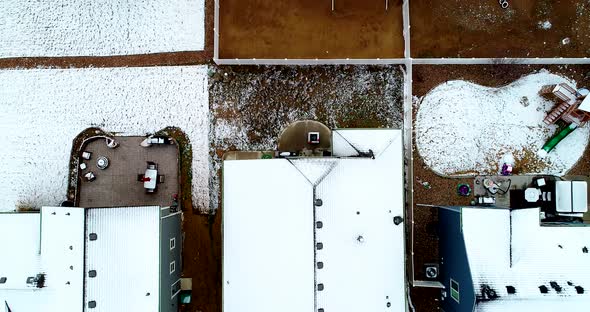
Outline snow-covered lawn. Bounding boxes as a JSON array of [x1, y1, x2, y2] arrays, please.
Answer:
[[0, 0, 204, 57], [0, 66, 209, 212], [415, 70, 590, 176]]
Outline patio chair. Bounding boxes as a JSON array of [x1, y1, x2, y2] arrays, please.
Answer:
[[82, 151, 92, 160], [147, 161, 158, 170], [137, 174, 145, 182], [158, 175, 165, 184]]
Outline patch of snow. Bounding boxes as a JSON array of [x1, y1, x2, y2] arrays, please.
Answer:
[[538, 20, 552, 30], [415, 70, 590, 176], [0, 0, 204, 57], [0, 66, 209, 212]]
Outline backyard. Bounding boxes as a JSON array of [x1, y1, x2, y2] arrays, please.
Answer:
[[218, 0, 404, 59], [411, 0, 590, 58], [410, 64, 590, 311]]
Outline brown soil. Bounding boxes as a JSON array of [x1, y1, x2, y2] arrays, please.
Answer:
[[0, 0, 215, 69], [410, 64, 590, 309], [208, 65, 404, 210], [411, 0, 590, 58], [218, 0, 404, 59], [179, 211, 222, 312]]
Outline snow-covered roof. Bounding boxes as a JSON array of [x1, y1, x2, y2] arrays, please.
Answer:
[[461, 207, 590, 311], [579, 96, 590, 113], [0, 207, 85, 312], [223, 129, 405, 312], [84, 206, 161, 312], [0, 206, 164, 311]]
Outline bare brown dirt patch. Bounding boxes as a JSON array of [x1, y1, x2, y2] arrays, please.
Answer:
[[219, 0, 404, 59], [411, 0, 590, 58]]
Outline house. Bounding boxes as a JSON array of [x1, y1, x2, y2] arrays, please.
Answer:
[[437, 206, 590, 312], [222, 129, 406, 312], [0, 205, 181, 312]]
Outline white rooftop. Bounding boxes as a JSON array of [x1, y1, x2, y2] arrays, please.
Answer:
[[0, 206, 163, 312], [84, 206, 161, 312], [223, 129, 405, 312], [0, 207, 85, 312], [462, 207, 590, 311], [578, 95, 590, 113]]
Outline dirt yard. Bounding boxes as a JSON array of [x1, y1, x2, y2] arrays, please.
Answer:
[[218, 0, 404, 59], [410, 64, 590, 311], [411, 0, 590, 58], [208, 65, 404, 210]]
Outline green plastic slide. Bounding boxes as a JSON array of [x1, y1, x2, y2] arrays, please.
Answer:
[[541, 123, 578, 154]]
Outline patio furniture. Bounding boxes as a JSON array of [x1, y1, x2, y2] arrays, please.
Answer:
[[106, 138, 119, 149], [158, 175, 165, 184], [82, 151, 92, 160], [147, 161, 158, 170], [84, 172, 96, 182], [137, 174, 145, 182], [97, 156, 109, 170], [144, 168, 158, 191], [555, 181, 588, 217], [80, 163, 87, 170]]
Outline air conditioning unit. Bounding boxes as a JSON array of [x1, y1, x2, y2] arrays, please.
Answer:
[[424, 263, 439, 280]]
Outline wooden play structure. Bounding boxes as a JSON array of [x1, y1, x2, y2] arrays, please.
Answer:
[[539, 83, 590, 154], [541, 83, 590, 126]]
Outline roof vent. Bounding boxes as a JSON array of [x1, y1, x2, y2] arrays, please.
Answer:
[[316, 221, 323, 229], [316, 242, 323, 250], [539, 285, 549, 294], [314, 199, 323, 206], [506, 286, 516, 294], [317, 262, 324, 269], [89, 270, 97, 278], [88, 301, 97, 308], [0, 277, 6, 284], [89, 233, 98, 241], [575, 286, 584, 294], [550, 281, 562, 293], [317, 283, 324, 291]]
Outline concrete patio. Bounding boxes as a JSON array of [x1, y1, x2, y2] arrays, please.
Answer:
[[78, 136, 179, 208]]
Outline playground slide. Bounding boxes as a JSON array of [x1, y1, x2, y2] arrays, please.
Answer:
[[539, 123, 578, 156]]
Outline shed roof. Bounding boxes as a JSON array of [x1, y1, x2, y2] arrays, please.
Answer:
[[223, 129, 405, 312]]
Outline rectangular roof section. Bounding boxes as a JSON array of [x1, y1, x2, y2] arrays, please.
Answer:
[[84, 206, 161, 312], [0, 207, 85, 312], [223, 129, 405, 312], [461, 207, 590, 311], [223, 160, 316, 312]]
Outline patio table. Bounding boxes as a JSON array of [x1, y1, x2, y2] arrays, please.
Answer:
[[144, 169, 158, 190]]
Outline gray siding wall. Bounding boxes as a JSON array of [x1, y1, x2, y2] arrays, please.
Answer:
[[160, 208, 182, 312], [438, 207, 476, 312]]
